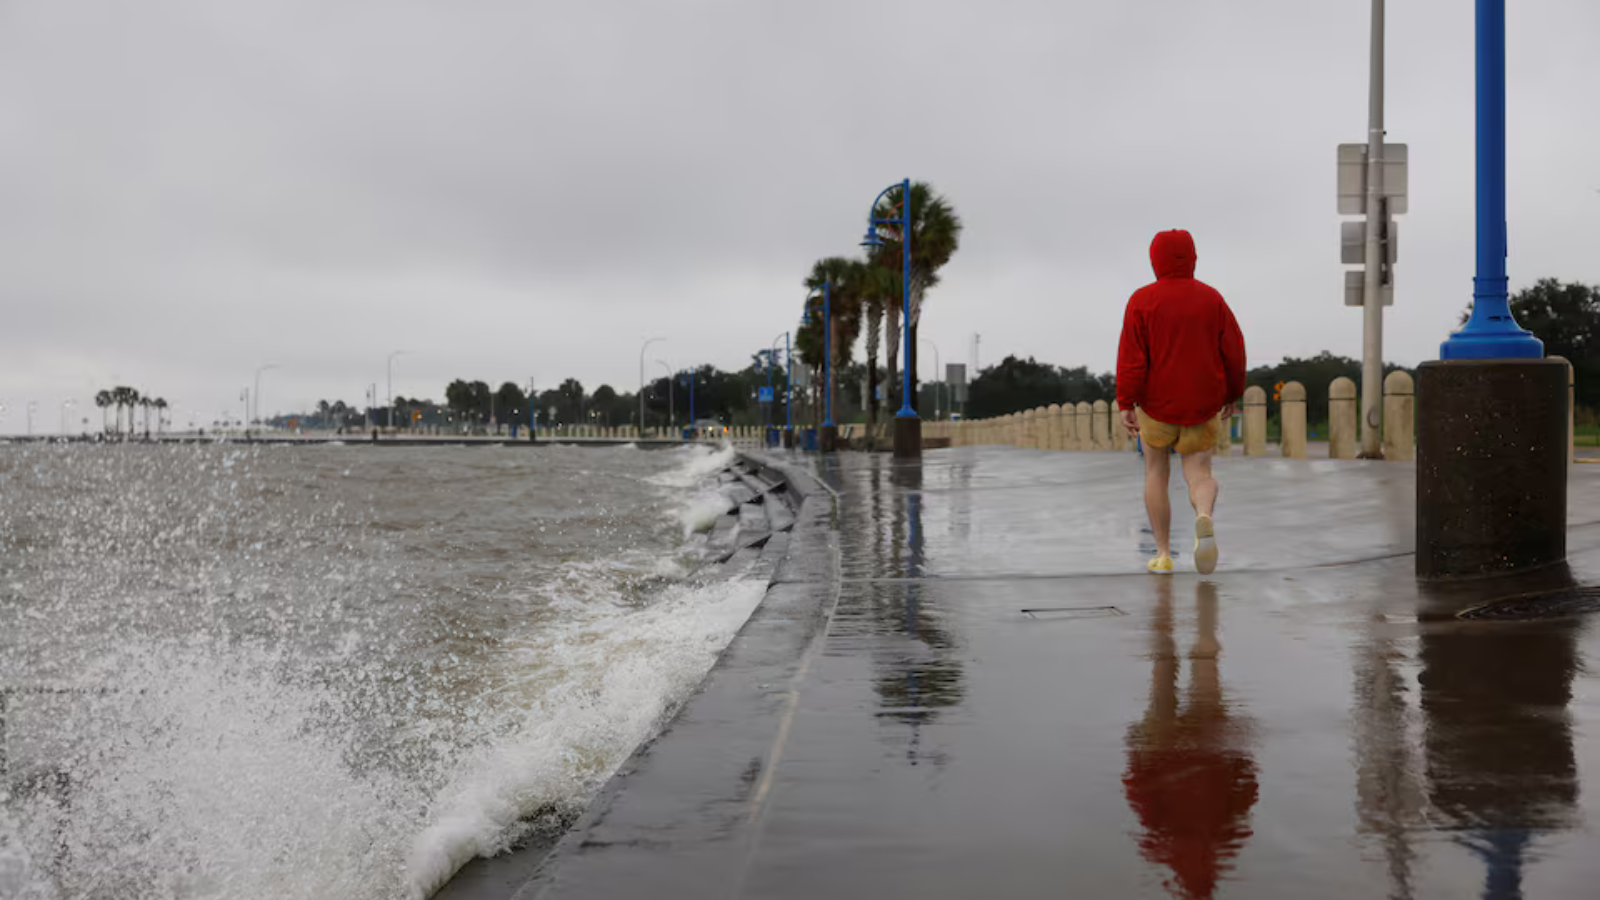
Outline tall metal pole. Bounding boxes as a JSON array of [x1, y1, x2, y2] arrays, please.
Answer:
[[639, 337, 663, 434], [897, 178, 914, 419], [785, 332, 792, 433], [923, 339, 942, 419], [1359, 0, 1386, 457]]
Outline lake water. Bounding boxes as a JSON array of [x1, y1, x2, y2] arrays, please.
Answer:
[[0, 441, 762, 899]]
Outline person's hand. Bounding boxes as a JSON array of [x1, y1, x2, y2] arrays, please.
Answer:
[[1220, 402, 1236, 421], [1120, 407, 1140, 437]]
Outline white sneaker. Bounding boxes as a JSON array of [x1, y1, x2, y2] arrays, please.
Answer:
[[1194, 515, 1218, 575]]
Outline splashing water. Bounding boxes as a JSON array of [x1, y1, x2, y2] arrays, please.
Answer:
[[0, 442, 764, 899]]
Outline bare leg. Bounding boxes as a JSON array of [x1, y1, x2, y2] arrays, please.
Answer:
[[1181, 451, 1218, 518], [1144, 446, 1172, 558]]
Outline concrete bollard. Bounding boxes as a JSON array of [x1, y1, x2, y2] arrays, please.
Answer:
[[1329, 377, 1358, 459], [1059, 403, 1076, 451], [1044, 404, 1060, 450], [1074, 402, 1092, 450], [1111, 402, 1127, 452], [1281, 381, 1307, 459], [1023, 409, 1037, 449], [1382, 371, 1415, 462], [1212, 407, 1231, 456], [1091, 400, 1110, 451], [1242, 386, 1268, 456], [1036, 407, 1050, 449], [1416, 359, 1568, 579]]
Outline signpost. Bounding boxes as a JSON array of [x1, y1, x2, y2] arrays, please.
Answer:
[[1337, 0, 1407, 457]]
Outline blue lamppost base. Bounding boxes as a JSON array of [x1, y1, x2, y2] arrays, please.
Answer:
[[1416, 358, 1567, 580], [893, 416, 922, 459], [820, 424, 839, 454]]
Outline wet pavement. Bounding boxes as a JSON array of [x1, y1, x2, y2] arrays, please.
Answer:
[[500, 448, 1600, 900]]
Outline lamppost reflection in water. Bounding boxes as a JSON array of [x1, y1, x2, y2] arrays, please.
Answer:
[[1123, 580, 1258, 900], [1418, 590, 1580, 899], [869, 471, 964, 767]]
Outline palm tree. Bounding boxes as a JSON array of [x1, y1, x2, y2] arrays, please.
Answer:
[[154, 398, 168, 435], [139, 396, 152, 438], [804, 257, 865, 431], [866, 182, 963, 415], [94, 390, 112, 435], [794, 312, 825, 429], [858, 264, 900, 448]]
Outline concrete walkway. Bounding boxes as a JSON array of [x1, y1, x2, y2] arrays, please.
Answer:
[[491, 448, 1600, 900]]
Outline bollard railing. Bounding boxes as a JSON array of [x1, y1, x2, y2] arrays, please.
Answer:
[[1329, 376, 1358, 460], [1091, 400, 1109, 451], [1281, 381, 1307, 459], [1382, 370, 1415, 462], [1242, 386, 1268, 456]]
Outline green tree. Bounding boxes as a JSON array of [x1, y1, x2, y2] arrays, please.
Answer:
[[967, 356, 1115, 419], [495, 382, 528, 425], [866, 181, 963, 413], [1463, 279, 1600, 412]]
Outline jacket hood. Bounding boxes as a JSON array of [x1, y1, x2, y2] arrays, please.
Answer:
[[1150, 230, 1197, 279]]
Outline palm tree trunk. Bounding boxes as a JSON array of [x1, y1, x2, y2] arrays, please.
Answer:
[[866, 308, 881, 451], [885, 304, 900, 418], [909, 322, 919, 416]]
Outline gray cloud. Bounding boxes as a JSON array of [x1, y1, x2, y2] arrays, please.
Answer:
[[1, 0, 1596, 430]]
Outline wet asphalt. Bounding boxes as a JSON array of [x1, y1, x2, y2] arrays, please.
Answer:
[[485, 447, 1600, 900]]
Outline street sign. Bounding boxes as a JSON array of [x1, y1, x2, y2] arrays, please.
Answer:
[[947, 363, 968, 403], [1337, 143, 1408, 215], [1344, 269, 1394, 307], [758, 386, 775, 404], [1340, 219, 1399, 265]]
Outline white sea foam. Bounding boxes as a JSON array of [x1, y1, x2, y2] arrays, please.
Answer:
[[402, 575, 765, 898], [0, 440, 764, 900]]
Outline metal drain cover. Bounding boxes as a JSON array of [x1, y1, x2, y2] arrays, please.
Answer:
[[1457, 587, 1600, 621], [1020, 606, 1124, 620]]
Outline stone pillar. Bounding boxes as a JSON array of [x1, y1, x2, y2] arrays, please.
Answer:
[[1242, 386, 1268, 456], [1091, 400, 1110, 451], [1382, 371, 1415, 462], [1111, 402, 1128, 452], [1416, 359, 1568, 580], [1059, 404, 1075, 451], [1022, 409, 1037, 449], [1281, 381, 1307, 459], [1329, 376, 1358, 459]]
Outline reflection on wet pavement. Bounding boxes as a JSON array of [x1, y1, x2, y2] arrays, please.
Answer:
[[530, 447, 1600, 900], [1124, 580, 1258, 900]]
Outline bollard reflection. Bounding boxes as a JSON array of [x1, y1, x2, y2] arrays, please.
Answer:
[[1123, 580, 1258, 900]]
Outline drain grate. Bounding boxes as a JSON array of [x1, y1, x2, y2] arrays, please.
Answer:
[[1457, 586, 1600, 621], [1021, 606, 1124, 620]]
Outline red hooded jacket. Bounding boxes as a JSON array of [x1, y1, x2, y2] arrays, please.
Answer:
[[1117, 230, 1246, 427]]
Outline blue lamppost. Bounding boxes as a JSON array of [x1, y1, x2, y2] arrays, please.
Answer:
[[1414, 0, 1566, 581], [1440, 0, 1540, 360], [862, 178, 920, 458]]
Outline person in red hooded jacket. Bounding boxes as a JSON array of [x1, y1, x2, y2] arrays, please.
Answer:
[[1117, 230, 1246, 574]]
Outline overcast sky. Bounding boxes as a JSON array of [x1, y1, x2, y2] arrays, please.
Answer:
[[1, 0, 1596, 432]]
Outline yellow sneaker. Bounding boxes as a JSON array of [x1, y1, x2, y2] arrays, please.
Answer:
[[1147, 555, 1174, 574], [1194, 515, 1218, 575]]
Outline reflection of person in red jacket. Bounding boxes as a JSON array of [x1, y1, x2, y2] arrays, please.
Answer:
[[1117, 230, 1246, 575], [1124, 580, 1258, 900]]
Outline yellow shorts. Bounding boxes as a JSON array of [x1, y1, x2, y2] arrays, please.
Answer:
[[1138, 409, 1218, 456]]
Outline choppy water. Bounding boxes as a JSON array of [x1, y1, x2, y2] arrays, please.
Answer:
[[0, 441, 762, 899]]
